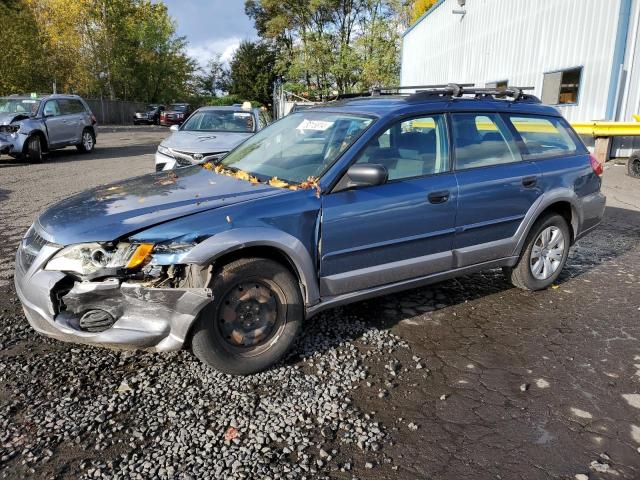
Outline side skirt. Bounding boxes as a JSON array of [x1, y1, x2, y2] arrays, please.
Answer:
[[306, 256, 518, 319]]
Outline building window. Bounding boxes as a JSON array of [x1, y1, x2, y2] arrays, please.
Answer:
[[541, 67, 582, 105], [486, 80, 508, 91]]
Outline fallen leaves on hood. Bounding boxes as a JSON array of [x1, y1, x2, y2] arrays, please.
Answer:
[[203, 162, 320, 195]]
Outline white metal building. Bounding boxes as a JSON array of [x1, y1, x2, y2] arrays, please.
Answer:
[[401, 0, 640, 126]]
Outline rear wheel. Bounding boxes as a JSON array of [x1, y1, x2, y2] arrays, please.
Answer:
[[76, 128, 95, 153], [628, 152, 640, 178], [191, 258, 303, 375], [504, 213, 570, 291], [25, 135, 43, 163]]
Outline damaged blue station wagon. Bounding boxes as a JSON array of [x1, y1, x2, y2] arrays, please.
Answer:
[[15, 85, 606, 375]]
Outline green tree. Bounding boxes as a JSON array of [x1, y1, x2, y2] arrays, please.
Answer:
[[194, 55, 231, 97], [229, 41, 277, 106], [0, 1, 48, 95]]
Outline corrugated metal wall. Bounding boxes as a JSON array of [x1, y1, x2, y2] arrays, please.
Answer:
[[401, 0, 623, 122]]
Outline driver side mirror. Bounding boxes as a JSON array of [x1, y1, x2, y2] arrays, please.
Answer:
[[170, 125, 179, 132], [342, 164, 388, 190]]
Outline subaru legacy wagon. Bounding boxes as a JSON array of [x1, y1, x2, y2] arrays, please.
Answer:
[[15, 85, 605, 375]]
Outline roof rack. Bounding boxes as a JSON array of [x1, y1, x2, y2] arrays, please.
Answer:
[[336, 83, 540, 103], [405, 84, 540, 103]]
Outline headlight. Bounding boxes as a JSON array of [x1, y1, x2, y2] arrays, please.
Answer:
[[157, 145, 174, 157], [0, 124, 20, 135], [45, 242, 153, 276]]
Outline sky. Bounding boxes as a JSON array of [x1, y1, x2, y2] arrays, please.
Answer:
[[160, 0, 257, 69]]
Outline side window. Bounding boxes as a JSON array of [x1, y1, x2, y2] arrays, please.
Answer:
[[508, 115, 578, 158], [355, 114, 449, 181], [43, 100, 61, 117], [71, 99, 86, 113], [451, 113, 520, 170]]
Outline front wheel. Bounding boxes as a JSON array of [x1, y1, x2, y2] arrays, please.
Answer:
[[191, 258, 303, 375], [628, 152, 640, 178], [25, 135, 43, 163], [504, 213, 571, 291], [76, 128, 95, 153]]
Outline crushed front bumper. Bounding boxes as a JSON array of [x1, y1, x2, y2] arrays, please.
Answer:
[[0, 137, 15, 155], [14, 234, 212, 352]]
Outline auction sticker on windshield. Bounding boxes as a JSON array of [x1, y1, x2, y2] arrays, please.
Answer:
[[297, 119, 334, 131]]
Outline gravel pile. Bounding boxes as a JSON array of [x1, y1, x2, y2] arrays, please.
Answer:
[[0, 303, 408, 479]]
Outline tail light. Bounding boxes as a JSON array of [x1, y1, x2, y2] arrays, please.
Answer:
[[91, 114, 97, 125], [589, 154, 604, 177]]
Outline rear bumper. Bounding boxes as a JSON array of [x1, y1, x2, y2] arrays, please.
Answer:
[[14, 234, 211, 352], [576, 191, 606, 240]]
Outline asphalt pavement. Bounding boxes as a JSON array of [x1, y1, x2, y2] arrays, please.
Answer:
[[0, 128, 639, 479]]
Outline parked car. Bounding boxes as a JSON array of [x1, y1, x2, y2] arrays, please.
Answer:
[[0, 94, 97, 162], [155, 104, 271, 171], [15, 85, 605, 375], [133, 104, 164, 125], [628, 151, 640, 178], [160, 103, 193, 127]]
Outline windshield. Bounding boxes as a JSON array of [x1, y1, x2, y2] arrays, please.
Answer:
[[0, 98, 40, 115], [146, 105, 159, 111], [182, 110, 256, 133], [170, 104, 187, 112], [220, 112, 373, 184]]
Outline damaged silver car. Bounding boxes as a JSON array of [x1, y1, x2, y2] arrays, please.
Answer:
[[0, 94, 97, 162]]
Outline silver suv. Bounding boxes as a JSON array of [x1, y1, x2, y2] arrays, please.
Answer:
[[0, 94, 97, 162]]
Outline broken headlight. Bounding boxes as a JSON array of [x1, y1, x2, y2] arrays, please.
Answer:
[[0, 124, 20, 135], [45, 242, 154, 276]]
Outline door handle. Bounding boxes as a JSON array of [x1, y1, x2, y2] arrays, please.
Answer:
[[522, 176, 538, 188], [428, 190, 450, 204]]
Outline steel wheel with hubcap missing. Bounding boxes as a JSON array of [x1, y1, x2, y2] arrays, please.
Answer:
[[530, 226, 565, 280], [216, 280, 284, 356], [191, 257, 303, 375]]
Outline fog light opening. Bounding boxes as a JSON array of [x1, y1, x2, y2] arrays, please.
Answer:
[[79, 309, 116, 332]]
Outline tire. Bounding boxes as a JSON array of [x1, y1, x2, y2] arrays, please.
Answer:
[[504, 213, 571, 291], [191, 257, 303, 375], [76, 128, 95, 153], [628, 152, 640, 179], [25, 135, 43, 163]]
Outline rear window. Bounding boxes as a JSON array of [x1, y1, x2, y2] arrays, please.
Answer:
[[451, 113, 521, 170], [507, 115, 578, 158]]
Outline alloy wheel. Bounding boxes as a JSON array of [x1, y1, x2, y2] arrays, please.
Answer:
[[83, 131, 94, 151], [530, 226, 565, 280]]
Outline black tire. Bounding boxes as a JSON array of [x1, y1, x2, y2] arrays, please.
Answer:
[[25, 135, 43, 163], [191, 257, 303, 375], [504, 213, 571, 291], [628, 152, 640, 179], [76, 128, 95, 153]]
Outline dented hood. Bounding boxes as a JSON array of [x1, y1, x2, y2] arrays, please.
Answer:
[[0, 112, 30, 125], [38, 166, 285, 245]]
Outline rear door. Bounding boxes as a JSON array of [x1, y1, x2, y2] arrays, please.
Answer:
[[60, 99, 86, 144], [320, 114, 459, 297], [451, 112, 542, 266]]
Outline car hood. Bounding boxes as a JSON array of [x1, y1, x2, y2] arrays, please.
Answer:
[[38, 166, 286, 245], [162, 130, 252, 153], [0, 112, 30, 125]]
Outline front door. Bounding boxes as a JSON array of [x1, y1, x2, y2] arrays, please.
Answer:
[[320, 114, 459, 297], [450, 112, 543, 266], [42, 100, 67, 147]]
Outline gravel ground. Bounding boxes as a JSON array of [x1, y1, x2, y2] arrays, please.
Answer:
[[0, 129, 639, 479]]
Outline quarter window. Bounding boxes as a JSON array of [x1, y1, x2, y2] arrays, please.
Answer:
[[451, 113, 520, 170], [355, 115, 449, 180], [541, 67, 582, 105], [508, 115, 578, 158]]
